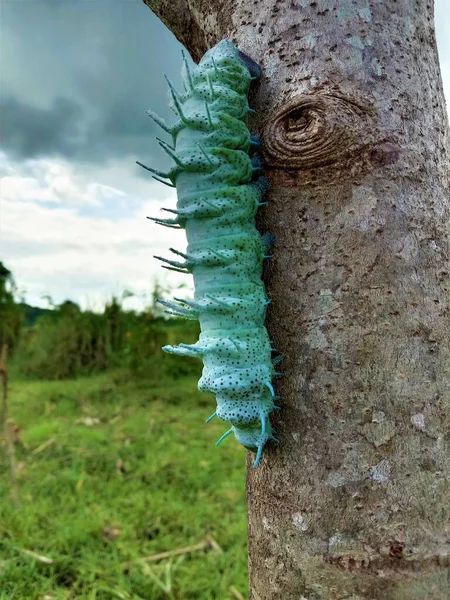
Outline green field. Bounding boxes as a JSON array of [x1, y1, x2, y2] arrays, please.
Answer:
[[0, 371, 248, 599]]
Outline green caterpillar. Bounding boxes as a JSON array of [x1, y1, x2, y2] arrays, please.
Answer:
[[138, 40, 279, 467]]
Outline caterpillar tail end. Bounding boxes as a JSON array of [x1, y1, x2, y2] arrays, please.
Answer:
[[231, 411, 277, 468]]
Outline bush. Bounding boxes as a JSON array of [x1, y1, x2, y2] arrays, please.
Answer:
[[18, 302, 111, 379], [126, 312, 201, 380], [16, 296, 202, 381]]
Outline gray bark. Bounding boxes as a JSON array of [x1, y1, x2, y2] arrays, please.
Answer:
[[143, 1, 450, 598]]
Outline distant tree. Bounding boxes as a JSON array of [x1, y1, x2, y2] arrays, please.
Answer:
[[57, 300, 81, 315], [0, 262, 23, 353], [104, 296, 125, 354]]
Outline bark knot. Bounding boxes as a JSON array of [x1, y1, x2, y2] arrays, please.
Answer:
[[263, 92, 386, 185]]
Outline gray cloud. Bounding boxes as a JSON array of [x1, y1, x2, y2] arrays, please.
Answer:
[[0, 0, 191, 164], [0, 96, 85, 160]]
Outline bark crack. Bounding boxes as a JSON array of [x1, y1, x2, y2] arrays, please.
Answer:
[[325, 549, 450, 580]]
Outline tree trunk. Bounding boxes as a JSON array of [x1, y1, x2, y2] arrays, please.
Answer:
[[143, 1, 450, 598]]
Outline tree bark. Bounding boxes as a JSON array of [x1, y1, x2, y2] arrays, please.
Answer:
[[143, 1, 450, 598]]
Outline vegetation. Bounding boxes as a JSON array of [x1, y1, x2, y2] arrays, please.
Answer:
[[13, 292, 200, 382], [0, 265, 249, 597], [0, 262, 23, 355], [0, 262, 199, 381], [0, 370, 248, 599], [20, 303, 54, 327]]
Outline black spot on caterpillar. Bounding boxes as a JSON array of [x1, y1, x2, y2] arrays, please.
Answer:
[[139, 40, 279, 468]]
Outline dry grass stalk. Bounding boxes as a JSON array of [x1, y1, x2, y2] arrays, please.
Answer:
[[230, 586, 246, 600], [31, 437, 55, 455], [123, 534, 223, 568], [20, 549, 54, 564]]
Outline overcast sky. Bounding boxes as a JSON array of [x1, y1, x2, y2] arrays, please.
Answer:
[[1, 0, 449, 311]]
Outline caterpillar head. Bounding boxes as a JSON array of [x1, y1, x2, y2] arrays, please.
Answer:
[[199, 40, 261, 92], [201, 39, 239, 64], [205, 39, 261, 79]]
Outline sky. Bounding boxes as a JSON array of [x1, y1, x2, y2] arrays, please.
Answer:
[[1, 0, 449, 312]]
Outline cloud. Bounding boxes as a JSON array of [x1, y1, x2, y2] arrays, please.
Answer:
[[1, 153, 115, 208], [0, 152, 192, 310], [0, 0, 192, 165], [0, 96, 85, 160]]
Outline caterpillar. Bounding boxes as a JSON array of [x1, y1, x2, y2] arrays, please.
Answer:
[[138, 40, 279, 468]]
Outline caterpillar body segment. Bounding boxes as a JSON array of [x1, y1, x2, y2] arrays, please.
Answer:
[[144, 40, 277, 468]]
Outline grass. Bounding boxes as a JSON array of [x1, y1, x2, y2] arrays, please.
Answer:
[[0, 371, 248, 599]]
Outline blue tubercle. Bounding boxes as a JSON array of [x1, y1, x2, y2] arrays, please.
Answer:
[[251, 154, 263, 174], [249, 135, 261, 151], [255, 175, 269, 193]]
